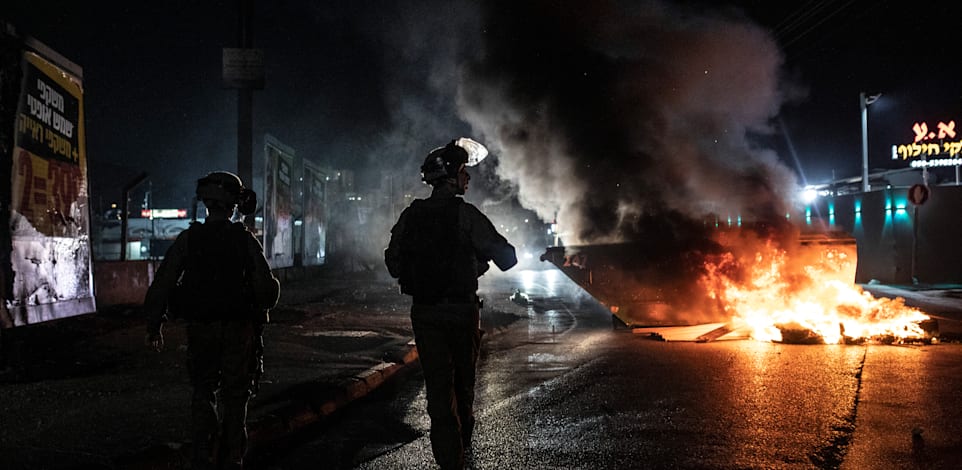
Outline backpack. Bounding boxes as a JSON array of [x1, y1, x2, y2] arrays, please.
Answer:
[[168, 221, 257, 321]]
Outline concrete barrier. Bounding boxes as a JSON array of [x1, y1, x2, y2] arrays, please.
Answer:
[[93, 260, 157, 307], [92, 261, 329, 307]]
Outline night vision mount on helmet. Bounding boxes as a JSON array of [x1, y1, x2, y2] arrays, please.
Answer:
[[195, 171, 257, 216], [420, 137, 489, 183]]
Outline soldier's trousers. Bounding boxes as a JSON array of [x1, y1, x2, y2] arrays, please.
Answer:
[[186, 320, 256, 469], [411, 301, 482, 470]]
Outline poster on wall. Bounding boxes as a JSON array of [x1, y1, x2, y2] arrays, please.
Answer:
[[301, 160, 327, 266], [264, 135, 294, 269], [5, 45, 95, 326]]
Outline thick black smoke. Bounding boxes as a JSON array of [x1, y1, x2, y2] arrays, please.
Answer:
[[456, 0, 799, 245]]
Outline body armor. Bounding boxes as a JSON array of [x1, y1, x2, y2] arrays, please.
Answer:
[[398, 198, 479, 302]]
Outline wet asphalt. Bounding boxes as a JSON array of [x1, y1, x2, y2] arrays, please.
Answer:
[[343, 272, 962, 470], [0, 270, 519, 469], [1, 269, 961, 469]]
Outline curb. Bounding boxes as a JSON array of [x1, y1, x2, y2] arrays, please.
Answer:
[[246, 320, 514, 449], [113, 343, 421, 469], [118, 310, 516, 467], [247, 341, 420, 447]]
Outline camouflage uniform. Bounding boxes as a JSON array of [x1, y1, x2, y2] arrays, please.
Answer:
[[145, 217, 278, 470], [385, 183, 516, 470]]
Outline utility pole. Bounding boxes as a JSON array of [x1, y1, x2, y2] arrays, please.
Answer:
[[860, 92, 881, 193], [238, 0, 253, 225], [120, 173, 148, 261]]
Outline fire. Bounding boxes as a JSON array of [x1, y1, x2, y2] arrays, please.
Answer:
[[700, 237, 931, 344]]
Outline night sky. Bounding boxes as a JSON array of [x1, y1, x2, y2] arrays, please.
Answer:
[[744, 0, 961, 183], [4, 0, 960, 241]]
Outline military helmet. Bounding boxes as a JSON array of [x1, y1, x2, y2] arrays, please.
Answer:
[[196, 171, 257, 215], [420, 138, 489, 184], [421, 141, 468, 183]]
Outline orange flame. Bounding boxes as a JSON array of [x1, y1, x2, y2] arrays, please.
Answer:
[[700, 237, 930, 344]]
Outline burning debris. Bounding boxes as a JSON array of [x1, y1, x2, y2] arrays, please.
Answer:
[[543, 223, 934, 345], [699, 228, 932, 344]]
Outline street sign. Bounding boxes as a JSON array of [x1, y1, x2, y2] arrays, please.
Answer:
[[222, 48, 264, 89], [908, 184, 930, 205]]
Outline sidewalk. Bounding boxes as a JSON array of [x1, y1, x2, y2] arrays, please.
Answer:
[[0, 270, 521, 469], [861, 283, 962, 338]]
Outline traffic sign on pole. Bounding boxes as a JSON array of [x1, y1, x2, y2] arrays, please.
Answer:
[[908, 184, 929, 205]]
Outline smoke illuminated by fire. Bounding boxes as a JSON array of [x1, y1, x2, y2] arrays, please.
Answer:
[[699, 233, 930, 344], [458, 0, 801, 245], [445, 1, 934, 344]]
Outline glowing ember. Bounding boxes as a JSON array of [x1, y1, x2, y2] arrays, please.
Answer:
[[700, 237, 931, 344]]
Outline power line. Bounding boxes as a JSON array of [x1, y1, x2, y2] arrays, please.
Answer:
[[780, 0, 860, 49], [772, 0, 836, 40]]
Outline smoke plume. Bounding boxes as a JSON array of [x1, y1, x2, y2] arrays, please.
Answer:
[[456, 0, 799, 245]]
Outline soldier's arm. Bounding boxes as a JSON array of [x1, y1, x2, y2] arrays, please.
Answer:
[[464, 204, 517, 272], [384, 208, 410, 278], [143, 229, 189, 336], [245, 233, 280, 312]]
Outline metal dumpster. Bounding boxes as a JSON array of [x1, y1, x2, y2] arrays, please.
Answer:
[[540, 225, 858, 328]]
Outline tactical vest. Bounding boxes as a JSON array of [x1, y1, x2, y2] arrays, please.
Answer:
[[171, 221, 257, 321], [398, 198, 479, 302]]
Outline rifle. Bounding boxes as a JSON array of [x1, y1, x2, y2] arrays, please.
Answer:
[[250, 321, 265, 397]]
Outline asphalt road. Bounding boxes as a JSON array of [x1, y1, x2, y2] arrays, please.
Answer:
[[258, 269, 962, 469]]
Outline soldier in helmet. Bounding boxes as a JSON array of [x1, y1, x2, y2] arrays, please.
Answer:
[[144, 171, 280, 470], [385, 139, 517, 469]]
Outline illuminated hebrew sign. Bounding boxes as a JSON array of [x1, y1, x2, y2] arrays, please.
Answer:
[[892, 119, 962, 164], [912, 121, 956, 142]]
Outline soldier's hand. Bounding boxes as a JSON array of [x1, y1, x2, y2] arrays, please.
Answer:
[[145, 332, 164, 352], [476, 258, 490, 276]]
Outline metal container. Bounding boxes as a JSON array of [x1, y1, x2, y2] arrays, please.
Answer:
[[540, 225, 858, 328]]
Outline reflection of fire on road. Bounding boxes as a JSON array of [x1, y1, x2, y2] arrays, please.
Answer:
[[699, 231, 932, 344]]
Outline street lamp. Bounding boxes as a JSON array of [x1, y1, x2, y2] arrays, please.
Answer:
[[860, 91, 882, 193]]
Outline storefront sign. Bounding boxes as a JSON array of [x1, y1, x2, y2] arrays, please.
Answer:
[[892, 119, 961, 163], [140, 209, 188, 219]]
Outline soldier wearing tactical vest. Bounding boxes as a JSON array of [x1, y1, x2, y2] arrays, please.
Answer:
[[144, 171, 279, 470], [385, 139, 517, 470]]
